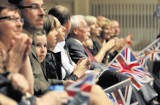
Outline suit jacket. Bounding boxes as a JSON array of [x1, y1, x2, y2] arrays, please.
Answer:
[[66, 38, 107, 71], [66, 38, 88, 63]]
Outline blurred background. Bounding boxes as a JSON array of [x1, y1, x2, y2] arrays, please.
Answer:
[[45, 0, 160, 51], [1, 0, 160, 50]]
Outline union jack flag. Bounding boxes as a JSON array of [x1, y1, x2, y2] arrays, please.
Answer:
[[105, 79, 143, 105], [138, 38, 160, 63], [66, 73, 96, 105], [107, 46, 153, 89]]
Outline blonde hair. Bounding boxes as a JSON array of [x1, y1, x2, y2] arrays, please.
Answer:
[[85, 15, 97, 26], [98, 19, 111, 29]]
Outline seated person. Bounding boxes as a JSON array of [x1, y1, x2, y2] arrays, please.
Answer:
[[34, 16, 114, 105], [44, 15, 91, 81], [85, 16, 115, 64], [0, 1, 34, 94], [0, 71, 69, 105]]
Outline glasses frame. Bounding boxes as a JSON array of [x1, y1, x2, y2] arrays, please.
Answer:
[[18, 3, 46, 11], [0, 16, 24, 23]]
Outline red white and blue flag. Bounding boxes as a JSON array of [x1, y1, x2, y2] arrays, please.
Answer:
[[107, 46, 153, 90], [105, 79, 140, 105], [138, 38, 160, 64], [66, 73, 96, 104]]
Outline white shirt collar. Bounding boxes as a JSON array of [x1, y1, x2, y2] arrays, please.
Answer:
[[53, 41, 65, 52]]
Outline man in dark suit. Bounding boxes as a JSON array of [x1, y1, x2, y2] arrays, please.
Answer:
[[66, 15, 107, 71], [66, 15, 128, 89]]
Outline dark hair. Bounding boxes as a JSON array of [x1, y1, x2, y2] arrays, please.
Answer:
[[43, 15, 56, 35], [8, 0, 23, 6], [48, 5, 70, 25], [0, 2, 18, 14]]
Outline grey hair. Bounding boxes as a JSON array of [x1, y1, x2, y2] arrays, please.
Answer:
[[68, 15, 85, 38]]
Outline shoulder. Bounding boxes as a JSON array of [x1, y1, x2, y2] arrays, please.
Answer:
[[66, 38, 76, 44], [46, 51, 61, 62]]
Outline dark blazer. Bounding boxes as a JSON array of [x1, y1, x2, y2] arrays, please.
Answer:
[[66, 38, 88, 63], [66, 38, 107, 71]]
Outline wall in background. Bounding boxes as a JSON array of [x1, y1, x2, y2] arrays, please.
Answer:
[[90, 0, 160, 50], [45, 0, 160, 50], [1, 0, 158, 50]]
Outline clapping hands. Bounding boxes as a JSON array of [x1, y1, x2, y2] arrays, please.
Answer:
[[4, 33, 32, 72]]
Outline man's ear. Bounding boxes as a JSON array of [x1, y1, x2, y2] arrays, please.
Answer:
[[64, 20, 70, 30], [73, 27, 78, 35]]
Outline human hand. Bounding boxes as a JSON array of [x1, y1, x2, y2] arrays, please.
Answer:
[[63, 80, 75, 87], [37, 91, 69, 105], [102, 38, 116, 52], [8, 73, 29, 93], [0, 94, 18, 105], [73, 58, 91, 78], [82, 39, 93, 49], [125, 34, 134, 45], [4, 33, 32, 72], [110, 38, 126, 52]]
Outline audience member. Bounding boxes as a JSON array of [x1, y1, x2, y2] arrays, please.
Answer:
[[48, 5, 71, 37], [0, 1, 33, 94], [96, 16, 108, 21], [8, 0, 60, 95], [85, 15, 115, 64], [67, 15, 128, 89], [111, 20, 121, 36], [48, 6, 91, 80], [0, 1, 70, 105], [33, 27, 113, 105], [34, 30, 63, 83]]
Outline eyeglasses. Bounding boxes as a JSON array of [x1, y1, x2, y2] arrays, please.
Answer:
[[0, 16, 24, 23], [18, 3, 46, 11]]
